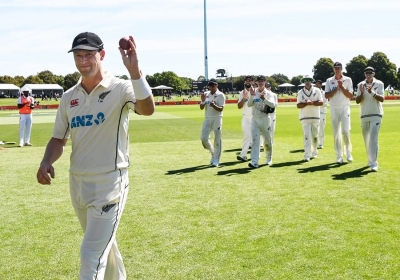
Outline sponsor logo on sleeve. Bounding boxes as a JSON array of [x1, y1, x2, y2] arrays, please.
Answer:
[[70, 99, 79, 108]]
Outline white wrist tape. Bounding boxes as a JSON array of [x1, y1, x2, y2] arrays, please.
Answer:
[[131, 77, 152, 100]]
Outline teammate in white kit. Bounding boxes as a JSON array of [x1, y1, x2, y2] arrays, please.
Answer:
[[355, 66, 384, 172], [36, 32, 155, 280], [237, 75, 253, 162], [314, 80, 328, 149], [247, 75, 277, 168], [296, 76, 323, 161], [200, 78, 226, 167], [266, 81, 278, 145], [325, 62, 354, 164], [17, 86, 35, 147]]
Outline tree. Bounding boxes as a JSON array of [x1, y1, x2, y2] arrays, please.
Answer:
[[23, 75, 44, 85], [180, 77, 193, 91], [0, 75, 15, 84], [367, 52, 398, 87], [63, 72, 81, 90], [290, 75, 303, 86], [265, 76, 278, 90], [197, 75, 205, 81], [37, 70, 58, 84], [13, 76, 25, 87], [145, 74, 157, 88], [270, 73, 290, 85], [312, 58, 334, 81], [345, 55, 368, 85], [155, 71, 185, 92]]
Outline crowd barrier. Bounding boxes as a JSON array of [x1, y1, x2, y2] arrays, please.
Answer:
[[1, 96, 399, 110]]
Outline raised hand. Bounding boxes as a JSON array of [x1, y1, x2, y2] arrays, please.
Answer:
[[119, 36, 141, 79]]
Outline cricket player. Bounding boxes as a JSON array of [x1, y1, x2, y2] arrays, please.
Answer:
[[17, 86, 35, 147], [266, 81, 278, 142], [200, 78, 225, 167], [247, 75, 276, 168], [355, 66, 384, 172], [237, 75, 253, 162], [296, 76, 323, 161], [314, 80, 328, 148], [325, 62, 354, 164], [36, 32, 155, 280]]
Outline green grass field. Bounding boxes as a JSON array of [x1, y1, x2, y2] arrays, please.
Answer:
[[1, 102, 400, 279]]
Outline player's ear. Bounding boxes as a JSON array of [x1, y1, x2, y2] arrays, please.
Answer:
[[99, 49, 105, 60]]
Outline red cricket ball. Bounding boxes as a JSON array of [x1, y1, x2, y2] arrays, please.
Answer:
[[119, 37, 131, 50]]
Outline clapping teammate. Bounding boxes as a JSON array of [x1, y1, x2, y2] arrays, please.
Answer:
[[355, 66, 384, 172]]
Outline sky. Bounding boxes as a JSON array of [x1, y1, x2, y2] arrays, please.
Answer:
[[1, 0, 400, 81]]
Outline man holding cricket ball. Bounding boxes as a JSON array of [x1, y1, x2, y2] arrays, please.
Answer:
[[36, 32, 154, 280]]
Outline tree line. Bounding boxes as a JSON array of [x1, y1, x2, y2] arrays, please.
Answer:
[[1, 51, 399, 93]]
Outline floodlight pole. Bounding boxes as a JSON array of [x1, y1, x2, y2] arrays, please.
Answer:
[[204, 0, 209, 81]]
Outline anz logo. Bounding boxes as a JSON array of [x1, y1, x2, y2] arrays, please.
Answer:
[[71, 112, 106, 129], [254, 98, 262, 102]]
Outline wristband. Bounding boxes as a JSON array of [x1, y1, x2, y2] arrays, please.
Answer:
[[131, 77, 152, 100], [200, 101, 205, 105]]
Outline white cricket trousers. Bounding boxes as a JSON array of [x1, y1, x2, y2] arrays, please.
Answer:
[[318, 112, 326, 146], [19, 113, 32, 145], [330, 106, 352, 159], [362, 117, 382, 167], [239, 115, 252, 158], [70, 169, 129, 280], [250, 116, 273, 166], [301, 121, 319, 159], [201, 117, 222, 163]]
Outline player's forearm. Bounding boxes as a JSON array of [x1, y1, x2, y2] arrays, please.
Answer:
[[41, 138, 67, 165], [135, 96, 155, 116]]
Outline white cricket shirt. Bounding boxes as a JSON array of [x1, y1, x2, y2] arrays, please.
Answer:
[[238, 89, 252, 116], [52, 73, 152, 175], [325, 75, 353, 106], [247, 88, 276, 118], [297, 86, 323, 123], [356, 78, 384, 122], [203, 90, 226, 118]]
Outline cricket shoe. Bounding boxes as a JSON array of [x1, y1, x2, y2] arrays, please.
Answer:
[[266, 157, 272, 166], [347, 155, 353, 162], [304, 157, 310, 162], [311, 151, 318, 159], [336, 157, 343, 164], [237, 155, 248, 162], [371, 165, 378, 172], [248, 162, 259, 169], [318, 145, 323, 149], [24, 143, 32, 146]]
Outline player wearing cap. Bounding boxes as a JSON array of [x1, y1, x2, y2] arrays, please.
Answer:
[[17, 86, 35, 147], [314, 80, 328, 148], [325, 62, 354, 164], [200, 78, 225, 167], [296, 76, 323, 161], [36, 32, 154, 279], [247, 75, 277, 168], [355, 66, 384, 172], [237, 75, 253, 162]]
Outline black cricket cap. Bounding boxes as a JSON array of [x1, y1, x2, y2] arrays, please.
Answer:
[[68, 32, 104, 53], [256, 75, 266, 81], [333, 62, 342, 68], [208, 78, 218, 86]]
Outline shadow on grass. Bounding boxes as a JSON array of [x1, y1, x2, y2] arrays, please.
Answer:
[[332, 166, 372, 180], [223, 148, 242, 153], [289, 149, 304, 154], [270, 160, 306, 168], [297, 162, 344, 173], [165, 165, 214, 175]]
